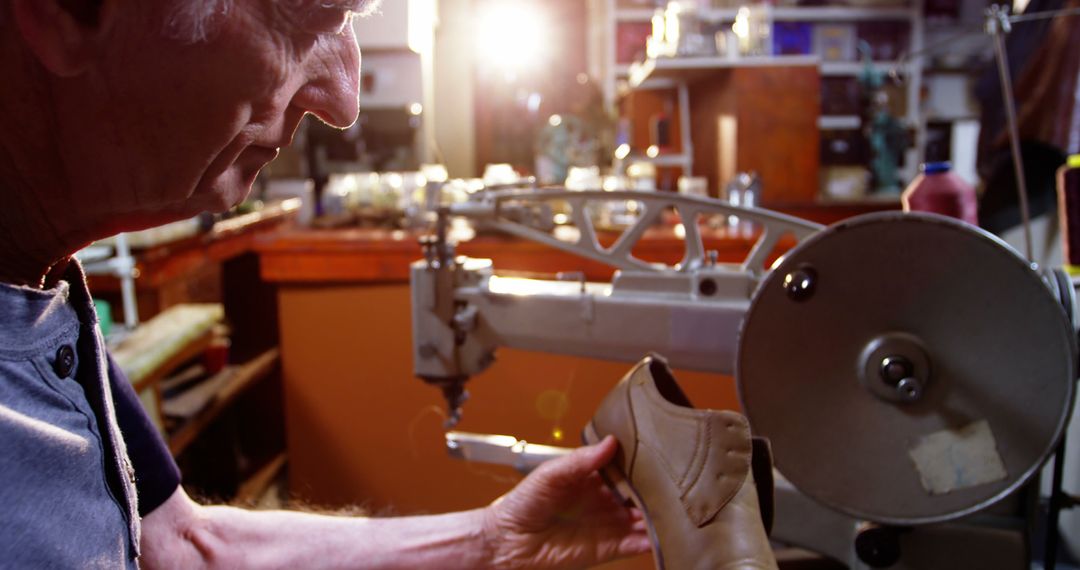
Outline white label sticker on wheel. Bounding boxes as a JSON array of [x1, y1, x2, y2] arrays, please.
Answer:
[[908, 420, 1008, 495]]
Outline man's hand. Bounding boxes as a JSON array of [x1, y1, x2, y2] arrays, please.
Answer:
[[142, 436, 650, 570], [481, 435, 652, 569]]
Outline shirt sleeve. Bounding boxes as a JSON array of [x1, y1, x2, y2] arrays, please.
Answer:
[[107, 355, 182, 517]]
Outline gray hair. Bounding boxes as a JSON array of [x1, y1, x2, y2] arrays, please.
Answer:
[[167, 0, 382, 44], [165, 0, 233, 43], [0, 0, 381, 43], [0, 1, 232, 41]]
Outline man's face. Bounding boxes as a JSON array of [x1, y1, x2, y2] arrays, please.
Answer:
[[71, 0, 362, 229]]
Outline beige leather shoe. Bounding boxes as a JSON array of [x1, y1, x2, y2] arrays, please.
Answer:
[[583, 355, 777, 570]]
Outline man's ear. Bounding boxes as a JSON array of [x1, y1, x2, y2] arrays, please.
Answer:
[[10, 0, 118, 77]]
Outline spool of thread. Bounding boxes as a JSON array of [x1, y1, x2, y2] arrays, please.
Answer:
[[1056, 154, 1080, 275], [901, 162, 979, 226], [93, 299, 113, 338]]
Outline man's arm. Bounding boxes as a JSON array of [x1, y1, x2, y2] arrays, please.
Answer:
[[140, 436, 650, 569], [141, 489, 494, 568]]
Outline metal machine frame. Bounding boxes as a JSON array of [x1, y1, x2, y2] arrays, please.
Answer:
[[410, 188, 1077, 568]]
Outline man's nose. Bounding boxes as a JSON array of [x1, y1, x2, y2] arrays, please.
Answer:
[[293, 31, 361, 128]]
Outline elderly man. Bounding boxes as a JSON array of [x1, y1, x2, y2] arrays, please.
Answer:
[[0, 0, 650, 567]]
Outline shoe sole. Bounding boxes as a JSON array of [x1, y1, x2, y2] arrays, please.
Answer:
[[583, 421, 666, 570]]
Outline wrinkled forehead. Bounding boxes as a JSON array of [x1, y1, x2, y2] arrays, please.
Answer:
[[159, 0, 380, 43], [281, 0, 381, 14], [0, 0, 381, 24]]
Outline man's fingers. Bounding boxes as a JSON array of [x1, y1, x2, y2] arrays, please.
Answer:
[[618, 532, 653, 558], [532, 435, 618, 487], [566, 434, 618, 477]]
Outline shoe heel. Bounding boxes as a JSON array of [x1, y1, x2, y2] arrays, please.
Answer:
[[582, 420, 602, 446], [583, 421, 665, 569], [582, 422, 635, 508]]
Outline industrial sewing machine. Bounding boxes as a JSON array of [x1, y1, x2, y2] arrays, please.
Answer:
[[409, 187, 1077, 569]]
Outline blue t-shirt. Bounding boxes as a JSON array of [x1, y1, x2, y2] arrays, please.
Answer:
[[0, 262, 180, 567]]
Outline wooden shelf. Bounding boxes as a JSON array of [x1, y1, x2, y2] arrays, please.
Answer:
[[818, 115, 862, 130], [235, 452, 288, 504], [86, 200, 298, 293], [629, 55, 819, 87], [615, 5, 914, 23], [813, 194, 903, 206], [627, 57, 912, 84], [820, 61, 908, 76], [112, 304, 225, 392], [129, 330, 216, 395], [649, 153, 693, 168], [769, 6, 914, 21], [168, 348, 280, 456], [766, 198, 901, 225]]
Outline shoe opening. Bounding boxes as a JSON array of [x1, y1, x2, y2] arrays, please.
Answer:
[[647, 357, 694, 408]]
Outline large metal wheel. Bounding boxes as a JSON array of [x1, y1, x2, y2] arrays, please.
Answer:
[[738, 212, 1077, 524]]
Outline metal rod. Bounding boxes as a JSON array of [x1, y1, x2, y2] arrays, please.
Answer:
[[1045, 437, 1067, 570], [1009, 6, 1080, 22], [894, 25, 984, 74], [677, 80, 694, 175], [114, 233, 139, 329], [893, 7, 1080, 75], [989, 7, 1034, 262]]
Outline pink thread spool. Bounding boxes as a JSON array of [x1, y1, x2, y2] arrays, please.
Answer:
[[1057, 154, 1080, 274], [901, 162, 979, 226]]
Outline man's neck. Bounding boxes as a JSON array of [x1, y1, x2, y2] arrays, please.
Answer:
[[0, 218, 75, 288], [0, 70, 63, 285], [0, 36, 123, 289], [0, 172, 87, 288], [0, 58, 85, 288]]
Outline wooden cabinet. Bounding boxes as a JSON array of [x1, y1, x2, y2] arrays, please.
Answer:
[[597, 2, 926, 201], [689, 62, 822, 204], [615, 58, 823, 203]]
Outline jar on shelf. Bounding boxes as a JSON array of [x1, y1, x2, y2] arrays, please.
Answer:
[[900, 162, 978, 226]]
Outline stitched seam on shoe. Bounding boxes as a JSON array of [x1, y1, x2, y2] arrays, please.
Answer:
[[639, 378, 705, 485], [680, 418, 709, 491], [632, 363, 713, 492], [637, 377, 719, 491], [707, 423, 753, 521], [637, 438, 681, 484], [629, 380, 689, 485], [624, 378, 640, 480], [652, 410, 703, 485], [681, 418, 754, 526], [678, 420, 713, 525], [637, 373, 713, 494]]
